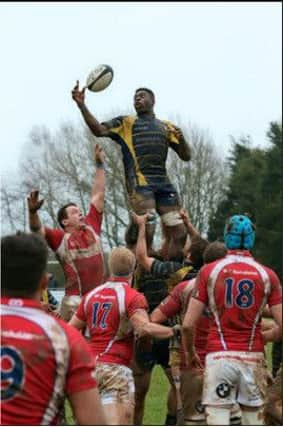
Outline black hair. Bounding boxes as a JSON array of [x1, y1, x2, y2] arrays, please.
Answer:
[[57, 203, 77, 229], [135, 87, 155, 101], [1, 232, 48, 298]]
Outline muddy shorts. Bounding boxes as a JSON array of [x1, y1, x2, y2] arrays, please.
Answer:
[[203, 351, 267, 407], [94, 363, 135, 407]]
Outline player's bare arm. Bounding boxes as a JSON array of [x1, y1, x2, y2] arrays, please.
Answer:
[[91, 144, 106, 212], [270, 303, 282, 331], [150, 307, 168, 324], [27, 190, 45, 235], [71, 80, 109, 137], [69, 314, 86, 331], [182, 297, 204, 369], [179, 208, 200, 238], [170, 126, 191, 161], [132, 212, 155, 271], [130, 309, 174, 339]]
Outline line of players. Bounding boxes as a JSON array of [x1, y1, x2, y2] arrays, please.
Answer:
[[2, 84, 282, 425]]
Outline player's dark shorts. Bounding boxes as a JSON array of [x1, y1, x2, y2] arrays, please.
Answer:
[[131, 183, 180, 209], [134, 337, 170, 371]]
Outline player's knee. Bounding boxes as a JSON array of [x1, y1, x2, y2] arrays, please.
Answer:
[[205, 405, 231, 425], [241, 405, 265, 425]]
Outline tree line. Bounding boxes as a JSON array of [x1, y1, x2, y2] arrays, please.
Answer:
[[1, 118, 281, 279]]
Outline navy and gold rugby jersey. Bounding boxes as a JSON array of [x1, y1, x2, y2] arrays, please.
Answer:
[[102, 115, 184, 191]]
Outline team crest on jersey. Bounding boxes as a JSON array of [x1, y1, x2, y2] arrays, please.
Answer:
[[216, 382, 231, 398]]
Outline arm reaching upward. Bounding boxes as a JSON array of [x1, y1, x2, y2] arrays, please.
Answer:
[[27, 190, 45, 236], [132, 212, 155, 271], [91, 144, 106, 212], [71, 81, 109, 137]]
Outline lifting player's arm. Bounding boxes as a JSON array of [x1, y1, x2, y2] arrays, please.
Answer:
[[179, 208, 200, 239], [71, 81, 109, 137], [182, 296, 204, 369], [132, 212, 155, 272], [27, 190, 46, 235], [91, 144, 106, 213]]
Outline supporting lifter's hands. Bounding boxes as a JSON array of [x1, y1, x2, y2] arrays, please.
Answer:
[[131, 211, 149, 227], [71, 80, 86, 108], [27, 190, 44, 213]]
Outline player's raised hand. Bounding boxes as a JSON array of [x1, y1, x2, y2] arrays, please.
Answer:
[[131, 211, 149, 227], [27, 190, 44, 213], [94, 144, 105, 165], [71, 80, 86, 107], [179, 208, 190, 225]]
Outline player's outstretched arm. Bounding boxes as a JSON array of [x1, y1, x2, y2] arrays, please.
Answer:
[[90, 144, 106, 212], [27, 190, 45, 235], [71, 80, 109, 137], [130, 309, 174, 339], [69, 388, 106, 425]]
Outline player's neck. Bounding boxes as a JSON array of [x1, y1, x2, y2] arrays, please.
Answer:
[[137, 111, 155, 119]]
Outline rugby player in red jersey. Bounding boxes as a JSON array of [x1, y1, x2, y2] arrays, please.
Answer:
[[1, 232, 106, 426], [69, 247, 179, 425], [151, 242, 229, 425], [183, 215, 282, 425], [27, 144, 106, 321]]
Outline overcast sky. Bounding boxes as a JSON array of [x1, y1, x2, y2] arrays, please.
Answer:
[[0, 2, 282, 176]]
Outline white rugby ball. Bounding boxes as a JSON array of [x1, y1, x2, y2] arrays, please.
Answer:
[[86, 64, 114, 92]]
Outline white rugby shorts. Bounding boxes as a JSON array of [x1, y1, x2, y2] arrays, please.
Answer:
[[202, 351, 267, 407]]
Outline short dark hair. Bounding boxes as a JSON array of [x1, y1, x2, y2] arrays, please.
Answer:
[[1, 232, 48, 298], [57, 203, 77, 229], [189, 236, 209, 270], [135, 87, 155, 102], [203, 241, 227, 264]]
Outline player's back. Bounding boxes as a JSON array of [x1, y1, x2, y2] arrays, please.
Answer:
[[78, 279, 147, 367], [201, 250, 277, 352], [1, 299, 70, 425]]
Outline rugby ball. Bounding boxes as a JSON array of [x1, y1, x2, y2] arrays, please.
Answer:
[[86, 64, 114, 92]]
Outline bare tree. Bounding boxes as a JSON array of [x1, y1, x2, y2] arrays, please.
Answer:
[[1, 119, 227, 247], [168, 124, 228, 235]]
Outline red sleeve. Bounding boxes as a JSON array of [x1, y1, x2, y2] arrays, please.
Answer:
[[266, 268, 282, 307], [75, 295, 87, 323], [45, 227, 64, 251], [159, 286, 182, 318], [62, 323, 97, 394], [85, 204, 103, 236], [126, 289, 148, 318], [192, 267, 209, 305]]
